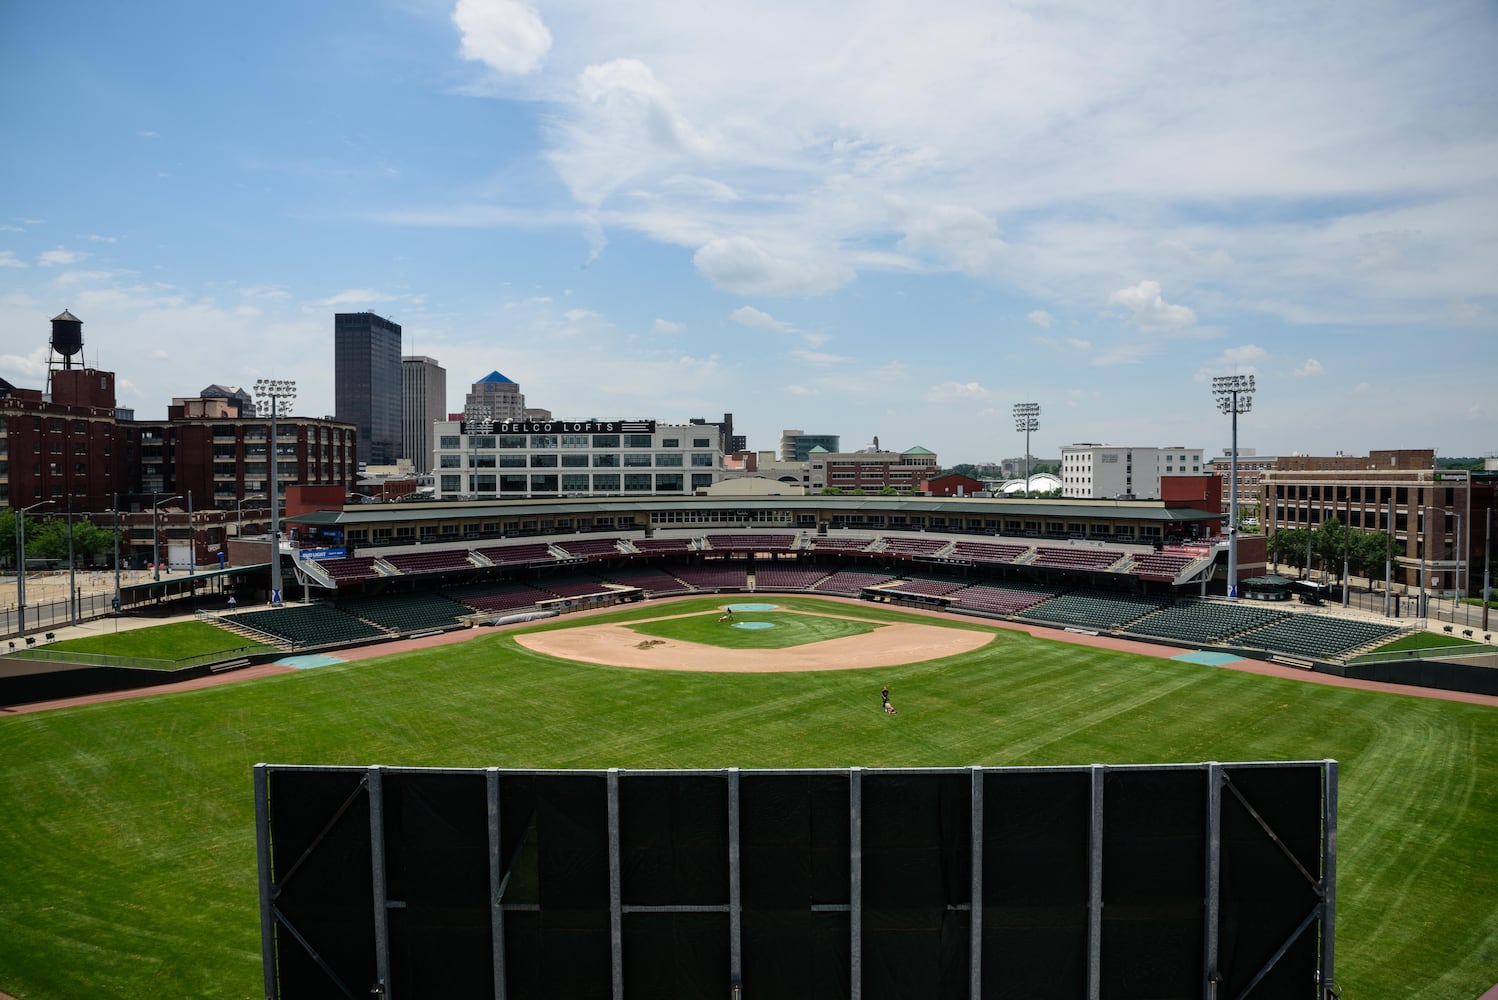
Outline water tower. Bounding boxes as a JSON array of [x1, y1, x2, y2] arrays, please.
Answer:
[[50, 308, 84, 370]]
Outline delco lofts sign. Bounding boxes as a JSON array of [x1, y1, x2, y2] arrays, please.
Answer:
[[486, 419, 657, 434]]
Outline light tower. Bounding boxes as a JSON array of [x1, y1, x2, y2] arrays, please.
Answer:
[[1212, 374, 1255, 600], [254, 378, 297, 605], [1013, 403, 1040, 497]]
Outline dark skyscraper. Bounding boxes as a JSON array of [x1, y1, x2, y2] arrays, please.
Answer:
[[334, 311, 402, 467]]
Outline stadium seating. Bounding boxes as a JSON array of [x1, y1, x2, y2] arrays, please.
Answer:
[[812, 568, 898, 595], [949, 581, 1059, 615], [631, 537, 696, 554], [1235, 614, 1403, 658], [446, 581, 550, 613], [879, 536, 948, 557], [338, 593, 469, 633], [705, 534, 797, 553], [1030, 546, 1129, 571], [1019, 590, 1166, 631], [477, 542, 558, 565], [882, 576, 968, 598], [1122, 601, 1290, 644], [810, 536, 875, 552], [947, 541, 1030, 564], [752, 565, 833, 591], [383, 550, 476, 575], [316, 557, 381, 584], [538, 575, 618, 599], [1130, 553, 1200, 582], [668, 562, 750, 591], [554, 538, 624, 559], [605, 566, 690, 594], [233, 604, 388, 647]]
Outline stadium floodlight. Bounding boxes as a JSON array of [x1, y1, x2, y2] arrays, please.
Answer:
[[1212, 374, 1256, 599], [253, 379, 297, 606], [464, 404, 494, 435], [1013, 403, 1041, 497], [15, 499, 55, 637]]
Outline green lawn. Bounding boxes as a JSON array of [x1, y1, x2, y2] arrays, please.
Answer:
[[0, 596, 1494, 998], [38, 620, 271, 667], [1369, 630, 1487, 653]]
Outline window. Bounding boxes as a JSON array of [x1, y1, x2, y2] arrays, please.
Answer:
[[529, 435, 557, 448], [499, 455, 526, 468], [499, 435, 526, 448], [691, 473, 714, 489], [530, 454, 559, 467], [530, 474, 558, 492], [661, 438, 679, 448], [561, 434, 589, 449], [561, 474, 589, 492], [623, 453, 652, 467], [593, 473, 620, 491], [691, 453, 715, 467], [469, 454, 496, 468], [561, 454, 589, 467], [655, 473, 684, 491], [693, 438, 711, 448], [593, 434, 619, 448], [593, 454, 619, 467], [624, 473, 652, 491], [440, 454, 463, 469], [500, 474, 527, 493], [473, 474, 496, 492], [440, 474, 461, 493], [624, 434, 652, 448], [655, 453, 683, 466]]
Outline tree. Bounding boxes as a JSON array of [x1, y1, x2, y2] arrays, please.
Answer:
[[945, 463, 981, 479], [819, 486, 845, 496]]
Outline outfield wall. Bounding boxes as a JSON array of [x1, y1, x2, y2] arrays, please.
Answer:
[[256, 761, 1337, 999]]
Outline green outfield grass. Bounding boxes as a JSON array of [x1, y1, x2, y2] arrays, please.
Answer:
[[1368, 630, 1487, 654], [39, 620, 271, 667], [0, 596, 1494, 998]]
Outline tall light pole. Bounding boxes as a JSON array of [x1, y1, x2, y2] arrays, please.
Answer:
[[1212, 374, 1255, 600], [152, 494, 181, 585], [66, 493, 77, 627], [1012, 402, 1040, 497], [1483, 505, 1491, 632], [254, 378, 297, 606], [1418, 504, 1427, 618], [112, 494, 122, 623], [15, 499, 55, 638]]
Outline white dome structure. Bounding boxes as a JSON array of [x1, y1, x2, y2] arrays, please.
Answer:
[[1000, 473, 1062, 495]]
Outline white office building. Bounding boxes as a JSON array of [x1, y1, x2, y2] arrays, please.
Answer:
[[1060, 444, 1205, 500], [432, 418, 723, 499]]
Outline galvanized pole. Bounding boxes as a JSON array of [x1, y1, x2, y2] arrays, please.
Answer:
[[1341, 512, 1349, 609], [187, 492, 195, 613], [67, 494, 77, 627], [1227, 407, 1240, 599], [1418, 505, 1426, 619], [1383, 498, 1392, 618], [1482, 505, 1490, 632], [112, 494, 121, 616]]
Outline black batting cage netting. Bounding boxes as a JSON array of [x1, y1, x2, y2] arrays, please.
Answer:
[[254, 761, 1337, 999]]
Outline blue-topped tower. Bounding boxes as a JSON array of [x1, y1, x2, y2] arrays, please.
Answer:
[[464, 369, 527, 421]]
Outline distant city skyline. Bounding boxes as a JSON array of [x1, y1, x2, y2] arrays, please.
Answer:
[[1, 2, 1494, 465]]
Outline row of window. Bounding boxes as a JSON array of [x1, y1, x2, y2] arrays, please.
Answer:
[[438, 452, 716, 470], [439, 434, 713, 450], [438, 473, 716, 494]]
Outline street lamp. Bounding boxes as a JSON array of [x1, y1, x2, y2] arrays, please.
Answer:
[[15, 499, 55, 638], [254, 378, 297, 605], [1212, 374, 1255, 600], [237, 494, 267, 538], [152, 494, 182, 585], [1012, 402, 1040, 497]]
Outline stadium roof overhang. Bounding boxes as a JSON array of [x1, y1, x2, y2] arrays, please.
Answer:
[[286, 496, 1221, 528]]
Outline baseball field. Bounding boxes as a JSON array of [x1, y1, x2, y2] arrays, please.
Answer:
[[0, 595, 1494, 998]]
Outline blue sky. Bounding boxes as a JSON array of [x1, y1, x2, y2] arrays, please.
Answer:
[[1, 0, 1494, 464]]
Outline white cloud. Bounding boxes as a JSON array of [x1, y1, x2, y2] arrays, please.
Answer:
[[924, 381, 989, 402], [38, 247, 87, 267], [785, 385, 814, 397], [137, 130, 159, 139], [653, 318, 686, 334], [319, 288, 397, 307], [1194, 345, 1269, 381], [84, 234, 119, 243], [453, 0, 551, 76], [0, 251, 25, 269], [563, 308, 600, 321], [1108, 280, 1197, 329], [730, 305, 792, 332], [1293, 358, 1325, 377], [0, 224, 23, 233], [239, 286, 289, 301], [1027, 309, 1054, 328], [694, 237, 855, 297], [790, 347, 851, 366]]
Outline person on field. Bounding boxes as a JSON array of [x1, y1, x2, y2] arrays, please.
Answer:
[[882, 685, 896, 714]]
